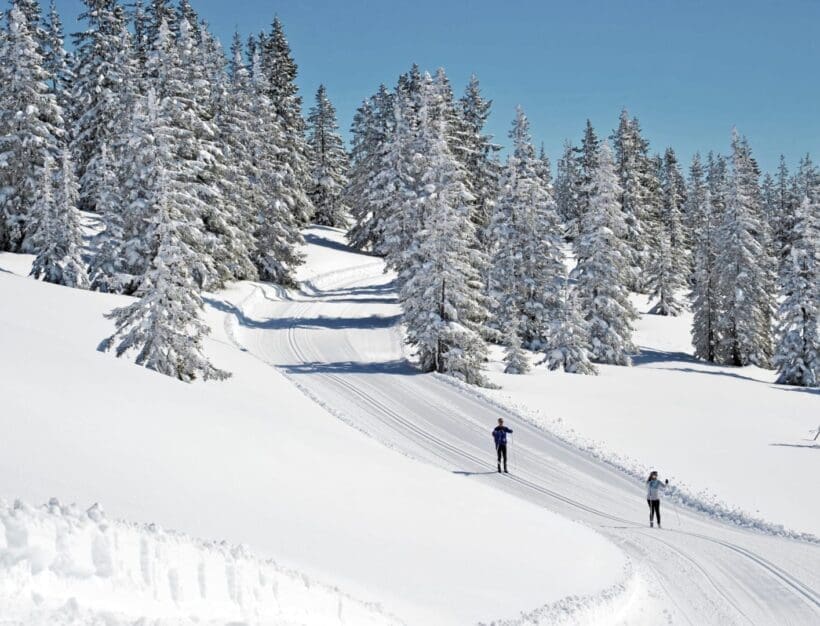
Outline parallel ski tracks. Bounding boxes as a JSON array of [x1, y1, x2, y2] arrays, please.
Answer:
[[220, 258, 820, 625]]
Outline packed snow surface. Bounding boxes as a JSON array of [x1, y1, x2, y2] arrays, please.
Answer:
[[223, 226, 820, 624], [0, 249, 628, 624]]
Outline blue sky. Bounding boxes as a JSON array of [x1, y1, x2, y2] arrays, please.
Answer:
[[54, 0, 819, 173]]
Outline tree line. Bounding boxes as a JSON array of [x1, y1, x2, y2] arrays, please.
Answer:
[[1, 0, 816, 388]]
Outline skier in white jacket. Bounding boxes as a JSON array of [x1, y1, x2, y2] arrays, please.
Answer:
[[646, 470, 668, 528]]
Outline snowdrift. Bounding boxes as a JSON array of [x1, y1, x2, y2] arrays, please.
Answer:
[[0, 498, 396, 625]]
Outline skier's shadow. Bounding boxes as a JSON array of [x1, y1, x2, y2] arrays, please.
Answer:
[[452, 470, 498, 476], [769, 443, 820, 450]]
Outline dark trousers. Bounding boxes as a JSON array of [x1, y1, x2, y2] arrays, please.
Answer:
[[648, 499, 661, 525], [496, 444, 507, 471]]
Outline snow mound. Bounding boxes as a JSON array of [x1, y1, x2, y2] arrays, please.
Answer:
[[0, 498, 399, 626]]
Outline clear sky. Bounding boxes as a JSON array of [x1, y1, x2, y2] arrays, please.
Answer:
[[54, 0, 819, 173]]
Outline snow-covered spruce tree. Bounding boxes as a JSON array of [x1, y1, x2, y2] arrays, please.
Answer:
[[502, 317, 530, 375], [91, 89, 165, 294], [307, 84, 350, 228], [380, 81, 427, 278], [554, 140, 581, 239], [212, 32, 260, 282], [30, 151, 89, 288], [715, 130, 776, 367], [42, 0, 73, 117], [689, 153, 724, 362], [611, 109, 653, 288], [71, 1, 135, 214], [545, 280, 596, 375], [662, 148, 689, 253], [459, 74, 501, 243], [249, 49, 304, 286], [766, 155, 794, 270], [489, 107, 564, 348], [10, 0, 46, 51], [570, 120, 601, 255], [346, 85, 395, 253], [571, 142, 637, 365], [259, 17, 313, 225], [646, 148, 689, 315], [87, 141, 128, 292], [399, 80, 489, 385], [194, 25, 258, 285], [773, 191, 819, 387], [0, 5, 64, 252], [100, 175, 230, 383]]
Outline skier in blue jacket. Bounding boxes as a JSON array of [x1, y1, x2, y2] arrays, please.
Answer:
[[492, 418, 513, 473], [646, 470, 668, 528]]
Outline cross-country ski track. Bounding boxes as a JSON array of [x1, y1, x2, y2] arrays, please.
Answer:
[[216, 226, 820, 625]]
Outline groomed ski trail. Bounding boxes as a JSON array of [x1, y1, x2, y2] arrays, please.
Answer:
[[216, 227, 820, 625]]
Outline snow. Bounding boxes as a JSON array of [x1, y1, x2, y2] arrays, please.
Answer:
[[1, 225, 818, 624], [205, 227, 820, 624], [481, 293, 820, 537], [0, 498, 396, 625], [0, 250, 627, 624]]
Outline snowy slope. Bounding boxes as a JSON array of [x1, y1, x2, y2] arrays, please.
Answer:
[[0, 253, 628, 624], [480, 297, 820, 537], [218, 226, 820, 625]]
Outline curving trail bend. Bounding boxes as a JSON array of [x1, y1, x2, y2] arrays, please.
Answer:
[[220, 228, 820, 625]]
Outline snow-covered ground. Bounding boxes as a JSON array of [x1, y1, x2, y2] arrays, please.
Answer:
[[212, 226, 819, 624], [0, 498, 395, 625], [480, 297, 819, 538], [0, 250, 628, 624]]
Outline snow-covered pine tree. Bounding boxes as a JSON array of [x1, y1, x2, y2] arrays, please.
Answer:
[[646, 148, 689, 315], [503, 316, 530, 375], [715, 130, 776, 367], [87, 141, 128, 292], [489, 107, 564, 348], [212, 32, 260, 282], [30, 151, 88, 288], [689, 153, 724, 362], [571, 142, 637, 365], [773, 190, 819, 387], [191, 23, 258, 285], [554, 140, 581, 239], [459, 75, 501, 243], [249, 49, 304, 285], [42, 0, 73, 116], [0, 5, 64, 252], [259, 17, 313, 225], [145, 0, 175, 42], [380, 78, 427, 277], [576, 121, 600, 203], [545, 279, 597, 375], [71, 0, 135, 213], [399, 79, 489, 385], [346, 85, 395, 253], [100, 173, 230, 383], [10, 0, 46, 51], [661, 147, 689, 255], [307, 84, 350, 228], [611, 109, 653, 288], [767, 155, 794, 270]]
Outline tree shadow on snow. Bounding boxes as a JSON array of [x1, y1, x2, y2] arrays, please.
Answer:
[[203, 296, 400, 331], [771, 385, 820, 396], [283, 359, 418, 376], [304, 231, 382, 257], [632, 348, 701, 366]]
